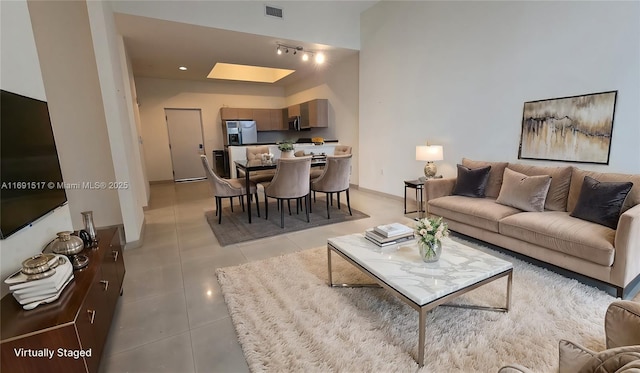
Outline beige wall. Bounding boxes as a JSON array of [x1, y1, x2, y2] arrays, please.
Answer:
[[136, 78, 286, 181], [0, 0, 74, 298], [285, 54, 360, 184], [28, 0, 123, 228], [111, 0, 374, 50], [136, 53, 360, 183], [360, 1, 640, 197], [86, 0, 146, 243]]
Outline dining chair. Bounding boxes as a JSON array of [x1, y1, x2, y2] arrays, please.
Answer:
[[334, 145, 352, 155], [260, 157, 312, 228], [244, 146, 275, 183], [311, 154, 352, 219], [200, 155, 259, 224]]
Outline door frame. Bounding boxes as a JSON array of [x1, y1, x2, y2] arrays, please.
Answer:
[[164, 107, 206, 182]]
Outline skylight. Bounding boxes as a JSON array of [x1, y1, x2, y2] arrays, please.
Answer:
[[207, 63, 295, 83]]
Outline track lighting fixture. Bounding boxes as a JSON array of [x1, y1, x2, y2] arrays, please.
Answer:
[[276, 43, 325, 64]]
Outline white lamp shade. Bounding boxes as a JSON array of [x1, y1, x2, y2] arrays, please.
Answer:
[[416, 145, 444, 162]]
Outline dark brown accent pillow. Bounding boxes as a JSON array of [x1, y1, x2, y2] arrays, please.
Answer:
[[453, 164, 492, 198], [570, 176, 633, 229]]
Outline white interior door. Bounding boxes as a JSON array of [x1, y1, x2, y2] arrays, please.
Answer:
[[165, 108, 206, 181]]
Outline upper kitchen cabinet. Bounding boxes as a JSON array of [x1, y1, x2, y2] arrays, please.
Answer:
[[220, 107, 253, 121], [253, 108, 286, 131], [287, 104, 301, 118], [307, 99, 328, 128], [252, 109, 271, 131], [288, 99, 328, 128]]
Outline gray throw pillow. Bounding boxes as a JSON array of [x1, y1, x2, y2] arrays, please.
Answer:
[[496, 168, 552, 212], [452, 164, 491, 198], [570, 176, 633, 229]]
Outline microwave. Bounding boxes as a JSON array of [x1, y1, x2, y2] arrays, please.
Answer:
[[288, 116, 310, 131]]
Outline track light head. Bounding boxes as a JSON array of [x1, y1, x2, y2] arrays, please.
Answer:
[[275, 43, 325, 64]]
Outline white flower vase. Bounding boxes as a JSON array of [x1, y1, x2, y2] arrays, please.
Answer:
[[280, 150, 294, 158], [418, 240, 442, 263]]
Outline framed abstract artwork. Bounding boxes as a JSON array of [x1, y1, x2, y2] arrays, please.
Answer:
[[518, 91, 617, 164]]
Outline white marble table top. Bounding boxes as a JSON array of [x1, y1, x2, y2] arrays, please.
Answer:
[[328, 234, 513, 306]]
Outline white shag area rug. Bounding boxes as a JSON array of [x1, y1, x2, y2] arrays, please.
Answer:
[[216, 240, 615, 372]]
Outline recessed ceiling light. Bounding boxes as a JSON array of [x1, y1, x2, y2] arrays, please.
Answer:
[[178, 66, 187, 71], [314, 53, 325, 64], [207, 63, 295, 83]]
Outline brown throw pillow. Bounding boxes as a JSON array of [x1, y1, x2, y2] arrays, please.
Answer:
[[570, 176, 633, 229], [452, 164, 491, 198], [496, 168, 552, 212]]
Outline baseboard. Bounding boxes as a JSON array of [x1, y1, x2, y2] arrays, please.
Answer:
[[124, 217, 145, 250], [149, 179, 175, 185], [356, 186, 403, 201]]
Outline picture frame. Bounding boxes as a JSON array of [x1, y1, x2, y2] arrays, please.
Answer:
[[518, 91, 617, 164]]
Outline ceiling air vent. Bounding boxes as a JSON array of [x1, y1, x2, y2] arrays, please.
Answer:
[[265, 5, 283, 19]]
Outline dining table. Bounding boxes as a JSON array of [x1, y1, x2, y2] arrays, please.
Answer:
[[235, 157, 326, 223]]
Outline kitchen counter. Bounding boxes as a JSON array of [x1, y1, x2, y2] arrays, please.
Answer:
[[231, 139, 339, 146], [226, 142, 341, 178]]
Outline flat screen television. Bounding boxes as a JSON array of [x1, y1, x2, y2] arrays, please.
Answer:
[[1, 89, 67, 239]]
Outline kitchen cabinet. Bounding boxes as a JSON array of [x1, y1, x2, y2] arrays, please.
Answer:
[[221, 99, 327, 131], [222, 108, 286, 131], [1, 227, 125, 373], [307, 99, 328, 128], [252, 109, 272, 131], [287, 104, 301, 117], [272, 109, 286, 130], [220, 107, 253, 121]]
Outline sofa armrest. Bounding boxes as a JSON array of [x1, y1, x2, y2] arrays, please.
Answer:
[[612, 204, 640, 289], [606, 300, 640, 349], [424, 178, 456, 202]]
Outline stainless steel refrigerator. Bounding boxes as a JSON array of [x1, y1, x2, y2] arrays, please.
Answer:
[[224, 120, 257, 145]]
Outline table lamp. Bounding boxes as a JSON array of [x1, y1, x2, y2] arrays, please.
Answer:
[[416, 145, 443, 181]]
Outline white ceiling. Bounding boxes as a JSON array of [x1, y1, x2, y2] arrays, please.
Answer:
[[114, 13, 360, 87]]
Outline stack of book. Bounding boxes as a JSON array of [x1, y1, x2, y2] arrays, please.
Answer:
[[365, 223, 415, 247]]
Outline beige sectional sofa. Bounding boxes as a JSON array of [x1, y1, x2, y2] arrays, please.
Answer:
[[425, 158, 640, 299]]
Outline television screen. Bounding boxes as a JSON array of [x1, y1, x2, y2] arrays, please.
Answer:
[[1, 89, 67, 239]]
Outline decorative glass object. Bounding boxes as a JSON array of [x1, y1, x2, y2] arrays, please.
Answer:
[[81, 211, 97, 246], [418, 240, 442, 263]]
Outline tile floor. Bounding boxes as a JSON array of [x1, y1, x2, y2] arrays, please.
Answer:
[[98, 181, 639, 372], [99, 181, 411, 373]]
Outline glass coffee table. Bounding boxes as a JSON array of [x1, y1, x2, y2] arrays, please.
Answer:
[[327, 234, 513, 367]]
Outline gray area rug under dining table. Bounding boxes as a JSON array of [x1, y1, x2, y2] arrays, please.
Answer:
[[205, 197, 369, 246]]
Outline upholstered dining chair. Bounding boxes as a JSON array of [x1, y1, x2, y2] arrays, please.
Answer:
[[243, 146, 275, 183], [311, 154, 352, 219], [200, 155, 259, 224], [260, 157, 312, 228], [334, 145, 352, 155]]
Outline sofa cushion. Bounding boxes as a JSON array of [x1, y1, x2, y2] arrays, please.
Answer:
[[496, 168, 552, 212], [462, 158, 508, 198], [429, 196, 522, 232], [499, 211, 615, 266], [570, 176, 633, 229], [453, 164, 492, 198], [507, 164, 573, 211], [568, 169, 640, 214], [558, 340, 597, 373]]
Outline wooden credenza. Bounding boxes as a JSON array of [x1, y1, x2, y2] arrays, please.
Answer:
[[1, 227, 126, 373]]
